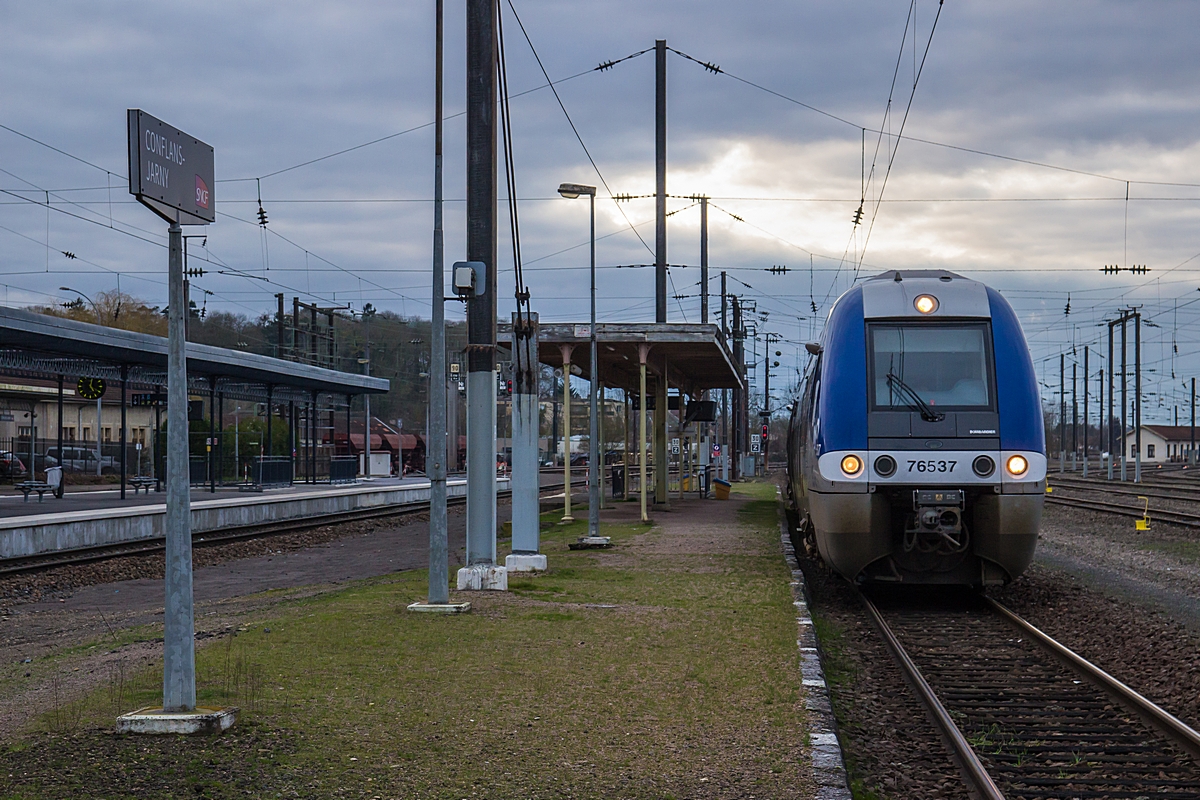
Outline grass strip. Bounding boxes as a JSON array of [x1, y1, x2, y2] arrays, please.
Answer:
[[2, 487, 810, 799]]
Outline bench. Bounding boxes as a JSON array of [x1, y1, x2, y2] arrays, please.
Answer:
[[128, 476, 157, 494], [15, 481, 54, 503]]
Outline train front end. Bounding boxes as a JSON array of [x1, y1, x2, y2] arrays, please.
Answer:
[[792, 271, 1045, 585]]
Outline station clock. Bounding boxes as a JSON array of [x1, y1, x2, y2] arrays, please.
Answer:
[[76, 376, 107, 401]]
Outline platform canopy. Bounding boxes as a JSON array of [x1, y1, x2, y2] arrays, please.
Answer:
[[498, 322, 743, 396], [0, 305, 388, 403]]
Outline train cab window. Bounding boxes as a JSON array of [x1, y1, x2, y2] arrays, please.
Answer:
[[870, 324, 993, 410]]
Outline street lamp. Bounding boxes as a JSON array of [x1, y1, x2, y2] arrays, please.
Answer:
[[558, 182, 604, 542], [59, 286, 98, 317]]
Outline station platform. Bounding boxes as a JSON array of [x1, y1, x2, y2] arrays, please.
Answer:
[[0, 475, 510, 561]]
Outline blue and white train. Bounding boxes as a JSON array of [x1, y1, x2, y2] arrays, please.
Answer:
[[785, 270, 1045, 586]]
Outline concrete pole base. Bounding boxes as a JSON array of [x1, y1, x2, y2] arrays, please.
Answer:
[[569, 536, 612, 550], [456, 564, 508, 591], [407, 601, 472, 614], [116, 706, 237, 735], [505, 553, 547, 573]]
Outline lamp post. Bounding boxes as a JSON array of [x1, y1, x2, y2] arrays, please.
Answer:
[[558, 182, 606, 544]]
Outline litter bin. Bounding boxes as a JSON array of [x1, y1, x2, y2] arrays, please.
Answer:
[[45, 465, 63, 499], [611, 465, 625, 498], [712, 478, 731, 501]]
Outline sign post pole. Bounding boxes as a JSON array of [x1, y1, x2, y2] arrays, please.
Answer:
[[117, 111, 233, 734], [163, 220, 195, 712]]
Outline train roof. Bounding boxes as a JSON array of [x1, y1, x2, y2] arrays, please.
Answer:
[[860, 270, 991, 319]]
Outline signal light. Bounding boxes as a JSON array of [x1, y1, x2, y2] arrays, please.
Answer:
[[840, 454, 863, 477], [1006, 454, 1029, 477], [761, 423, 769, 441]]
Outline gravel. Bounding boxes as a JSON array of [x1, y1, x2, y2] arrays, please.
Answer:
[[798, 553, 972, 800]]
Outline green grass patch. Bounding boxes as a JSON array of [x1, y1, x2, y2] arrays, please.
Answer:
[[0, 495, 812, 799], [1138, 538, 1200, 566]]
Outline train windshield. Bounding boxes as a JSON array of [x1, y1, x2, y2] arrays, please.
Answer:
[[870, 324, 993, 410]]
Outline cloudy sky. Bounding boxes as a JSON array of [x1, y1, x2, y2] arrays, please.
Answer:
[[4, 1, 1200, 421]]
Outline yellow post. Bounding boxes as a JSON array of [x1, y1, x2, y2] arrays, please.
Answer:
[[560, 344, 575, 523], [1136, 495, 1151, 531]]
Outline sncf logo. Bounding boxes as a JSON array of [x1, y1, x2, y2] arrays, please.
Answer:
[[195, 175, 210, 209]]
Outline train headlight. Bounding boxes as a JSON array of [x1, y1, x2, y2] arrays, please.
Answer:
[[1006, 454, 1029, 477], [914, 294, 939, 314], [874, 454, 897, 477], [840, 454, 863, 477]]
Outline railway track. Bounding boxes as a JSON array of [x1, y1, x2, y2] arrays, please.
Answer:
[[1049, 475, 1200, 503], [863, 590, 1200, 799], [0, 480, 582, 578], [1044, 494, 1200, 527]]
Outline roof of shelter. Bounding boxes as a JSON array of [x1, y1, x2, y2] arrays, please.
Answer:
[[0, 305, 388, 403], [498, 322, 743, 396]]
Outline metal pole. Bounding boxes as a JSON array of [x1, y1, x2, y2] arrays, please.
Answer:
[[655, 356, 669, 506], [510, 311, 540, 561], [622, 390, 630, 500], [1083, 347, 1089, 477], [218, 393, 224, 485], [655, 39, 667, 324], [732, 297, 743, 479], [96, 395, 102, 477], [266, 386, 274, 457], [1121, 316, 1128, 481], [1071, 360, 1077, 472], [700, 196, 708, 324], [163, 219, 195, 712], [638, 343, 649, 523], [720, 271, 727, 480], [56, 376, 63, 495], [464, 0, 499, 577], [1135, 311, 1142, 483], [120, 365, 127, 499], [1191, 377, 1196, 465], [208, 377, 216, 493], [289, 400, 295, 482], [364, 311, 372, 478], [561, 345, 574, 522], [1059, 353, 1065, 472], [1108, 321, 1115, 480], [588, 192, 600, 537]]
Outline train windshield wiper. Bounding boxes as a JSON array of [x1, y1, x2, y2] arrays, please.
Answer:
[[886, 372, 945, 422]]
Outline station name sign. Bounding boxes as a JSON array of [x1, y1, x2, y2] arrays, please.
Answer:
[[127, 109, 215, 225]]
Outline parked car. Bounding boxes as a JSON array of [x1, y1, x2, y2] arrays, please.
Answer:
[[0, 451, 27, 480], [44, 446, 116, 473]]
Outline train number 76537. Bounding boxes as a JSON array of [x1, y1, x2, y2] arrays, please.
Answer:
[[907, 460, 957, 473]]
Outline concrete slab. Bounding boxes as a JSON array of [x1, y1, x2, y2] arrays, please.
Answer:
[[116, 706, 237, 735], [568, 536, 611, 550], [456, 564, 508, 591], [505, 553, 547, 572], [407, 601, 472, 614]]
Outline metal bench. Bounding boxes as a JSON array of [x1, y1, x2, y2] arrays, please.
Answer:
[[129, 476, 157, 494], [15, 481, 54, 503]]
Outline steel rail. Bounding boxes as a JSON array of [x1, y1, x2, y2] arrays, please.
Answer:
[[988, 597, 1200, 762], [859, 592, 1007, 800], [1043, 494, 1200, 527], [0, 479, 585, 577], [1049, 476, 1200, 503]]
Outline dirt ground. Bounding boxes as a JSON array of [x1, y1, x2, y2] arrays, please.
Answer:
[[0, 504, 475, 740]]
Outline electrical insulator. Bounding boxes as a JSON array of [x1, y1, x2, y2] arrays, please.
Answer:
[[257, 205, 269, 226]]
